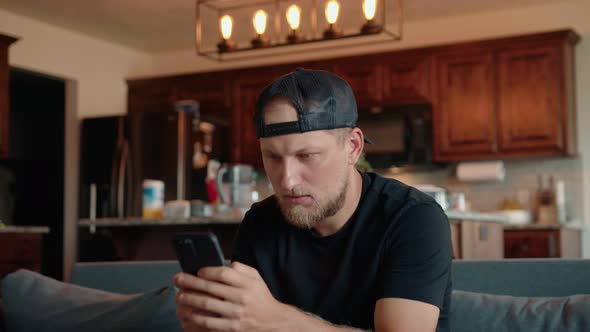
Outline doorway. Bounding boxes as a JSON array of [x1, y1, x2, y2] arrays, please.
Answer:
[[4, 67, 65, 280]]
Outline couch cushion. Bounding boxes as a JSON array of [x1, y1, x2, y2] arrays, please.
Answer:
[[452, 290, 590, 332], [452, 259, 590, 297], [1, 269, 182, 332]]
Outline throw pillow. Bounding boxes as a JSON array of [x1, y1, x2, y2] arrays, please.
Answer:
[[452, 290, 590, 332], [1, 269, 182, 332]]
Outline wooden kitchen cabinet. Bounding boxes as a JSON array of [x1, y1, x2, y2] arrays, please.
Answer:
[[504, 228, 581, 258], [433, 30, 578, 161], [126, 30, 578, 165], [128, 81, 175, 114], [497, 43, 573, 157], [334, 57, 383, 109], [435, 51, 497, 159], [0, 233, 43, 280], [232, 72, 283, 168], [381, 52, 432, 105], [0, 34, 18, 159], [175, 73, 232, 113], [450, 221, 504, 260]]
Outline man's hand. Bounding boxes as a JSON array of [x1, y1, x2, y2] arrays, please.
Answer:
[[173, 261, 289, 332]]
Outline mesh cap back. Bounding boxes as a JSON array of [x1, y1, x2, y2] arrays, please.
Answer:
[[254, 68, 359, 138]]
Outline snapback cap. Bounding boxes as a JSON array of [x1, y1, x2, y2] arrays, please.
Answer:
[[254, 68, 371, 143]]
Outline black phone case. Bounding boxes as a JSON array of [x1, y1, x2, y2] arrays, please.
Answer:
[[173, 233, 226, 275]]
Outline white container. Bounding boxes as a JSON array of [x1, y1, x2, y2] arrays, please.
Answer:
[[414, 185, 449, 210], [143, 179, 164, 219]]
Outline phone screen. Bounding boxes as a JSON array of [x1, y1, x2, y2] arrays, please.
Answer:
[[173, 233, 226, 275]]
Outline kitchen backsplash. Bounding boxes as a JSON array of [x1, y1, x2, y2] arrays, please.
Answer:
[[379, 157, 584, 221]]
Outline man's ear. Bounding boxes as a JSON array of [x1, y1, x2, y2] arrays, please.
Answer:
[[348, 128, 364, 165]]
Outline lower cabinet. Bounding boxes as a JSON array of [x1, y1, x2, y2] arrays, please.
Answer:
[[504, 228, 581, 258], [450, 221, 504, 260], [0, 233, 43, 280]]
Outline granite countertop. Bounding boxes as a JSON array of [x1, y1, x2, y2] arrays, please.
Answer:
[[0, 225, 50, 233], [79, 214, 242, 227], [80, 209, 511, 228], [503, 220, 585, 230], [445, 210, 509, 223]]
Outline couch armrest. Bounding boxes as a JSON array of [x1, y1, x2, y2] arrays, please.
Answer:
[[71, 261, 181, 294]]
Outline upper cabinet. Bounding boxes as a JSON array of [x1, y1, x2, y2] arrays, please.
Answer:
[[435, 50, 497, 158], [0, 34, 17, 159], [496, 44, 566, 156], [381, 52, 432, 105], [334, 57, 383, 109], [432, 30, 579, 161], [126, 30, 579, 166], [231, 69, 290, 168]]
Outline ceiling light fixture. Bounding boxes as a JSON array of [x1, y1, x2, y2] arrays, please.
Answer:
[[195, 0, 403, 61]]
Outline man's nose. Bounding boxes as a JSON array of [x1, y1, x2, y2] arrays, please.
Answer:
[[279, 159, 300, 191]]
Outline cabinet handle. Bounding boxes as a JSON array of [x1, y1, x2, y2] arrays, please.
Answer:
[[548, 235, 557, 257]]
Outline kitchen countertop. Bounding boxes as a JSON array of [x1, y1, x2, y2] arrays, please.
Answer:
[[503, 221, 585, 230], [0, 225, 50, 233], [79, 215, 242, 227], [80, 209, 510, 227], [445, 210, 508, 223]]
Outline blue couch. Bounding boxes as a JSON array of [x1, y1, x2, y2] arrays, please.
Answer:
[[2, 259, 590, 331]]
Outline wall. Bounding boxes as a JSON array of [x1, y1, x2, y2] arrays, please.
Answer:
[[145, 0, 590, 257], [0, 9, 153, 118], [0, 8, 154, 280], [384, 158, 583, 223]]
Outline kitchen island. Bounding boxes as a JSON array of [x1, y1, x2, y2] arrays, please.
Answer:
[[0, 225, 50, 280], [79, 209, 507, 262]]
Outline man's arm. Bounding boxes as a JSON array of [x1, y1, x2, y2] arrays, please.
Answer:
[[373, 202, 452, 332], [174, 262, 368, 332], [374, 298, 439, 332]]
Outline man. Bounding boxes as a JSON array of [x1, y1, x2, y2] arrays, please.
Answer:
[[174, 69, 452, 331]]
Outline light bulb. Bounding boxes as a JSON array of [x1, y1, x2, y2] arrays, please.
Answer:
[[325, 0, 340, 25], [253, 9, 268, 35], [220, 15, 233, 40], [363, 0, 377, 21], [286, 4, 301, 31]]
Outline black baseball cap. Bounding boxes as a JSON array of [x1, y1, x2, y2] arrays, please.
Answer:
[[254, 68, 371, 143]]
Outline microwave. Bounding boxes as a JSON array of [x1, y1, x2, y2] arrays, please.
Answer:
[[358, 104, 433, 170]]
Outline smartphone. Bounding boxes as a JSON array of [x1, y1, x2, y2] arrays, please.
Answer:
[[172, 232, 226, 275]]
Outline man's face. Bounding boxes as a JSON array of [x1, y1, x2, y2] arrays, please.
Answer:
[[259, 98, 351, 229]]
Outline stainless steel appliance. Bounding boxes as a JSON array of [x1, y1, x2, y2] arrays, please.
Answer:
[[358, 104, 436, 171], [79, 101, 230, 218], [215, 164, 255, 208]]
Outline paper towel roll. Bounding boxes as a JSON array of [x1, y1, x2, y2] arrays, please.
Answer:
[[456, 161, 505, 182]]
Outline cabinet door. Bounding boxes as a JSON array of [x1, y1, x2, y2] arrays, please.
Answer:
[[504, 230, 558, 258], [435, 52, 497, 160], [334, 58, 383, 109], [176, 73, 232, 116], [497, 45, 563, 154], [232, 76, 275, 168], [382, 55, 431, 105], [128, 83, 174, 114]]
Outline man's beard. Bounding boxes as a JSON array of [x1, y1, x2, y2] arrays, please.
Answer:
[[278, 175, 349, 230]]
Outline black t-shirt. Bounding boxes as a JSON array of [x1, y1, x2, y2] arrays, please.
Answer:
[[231, 172, 452, 331]]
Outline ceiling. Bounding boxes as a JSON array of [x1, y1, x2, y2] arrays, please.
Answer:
[[0, 0, 561, 53]]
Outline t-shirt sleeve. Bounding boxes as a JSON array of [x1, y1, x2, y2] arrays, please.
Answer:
[[230, 209, 258, 269], [380, 202, 452, 309]]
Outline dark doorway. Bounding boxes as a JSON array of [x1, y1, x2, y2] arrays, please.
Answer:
[[1, 67, 65, 280]]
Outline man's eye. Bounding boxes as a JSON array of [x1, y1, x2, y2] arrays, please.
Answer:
[[298, 153, 316, 160], [268, 154, 281, 160]]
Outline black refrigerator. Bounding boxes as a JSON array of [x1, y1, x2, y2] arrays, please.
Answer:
[[79, 105, 229, 219]]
